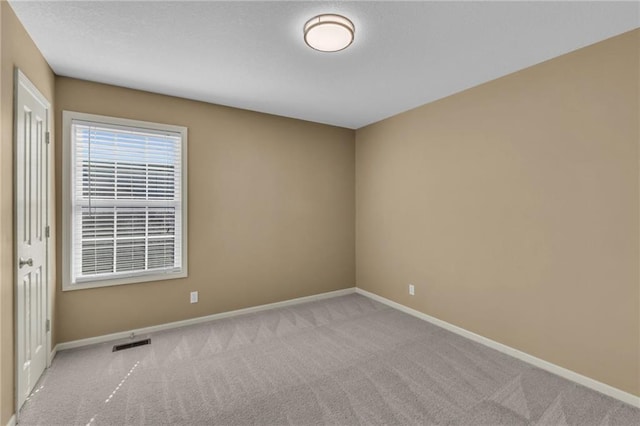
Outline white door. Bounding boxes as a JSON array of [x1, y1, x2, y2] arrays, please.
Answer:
[[15, 69, 50, 411]]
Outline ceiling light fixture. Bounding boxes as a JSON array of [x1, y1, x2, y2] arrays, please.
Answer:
[[304, 14, 355, 52]]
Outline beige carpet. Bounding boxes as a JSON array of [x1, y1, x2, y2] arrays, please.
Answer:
[[18, 294, 640, 425]]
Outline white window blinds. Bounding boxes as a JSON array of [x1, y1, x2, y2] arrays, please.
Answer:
[[69, 119, 185, 285]]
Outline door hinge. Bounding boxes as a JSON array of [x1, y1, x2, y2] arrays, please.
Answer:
[[45, 131, 50, 144], [46, 319, 50, 332], [45, 225, 50, 238]]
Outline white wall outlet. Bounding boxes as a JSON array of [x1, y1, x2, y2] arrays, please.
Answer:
[[190, 291, 198, 304], [409, 284, 415, 296]]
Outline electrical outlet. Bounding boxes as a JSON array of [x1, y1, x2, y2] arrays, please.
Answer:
[[190, 291, 198, 304], [409, 284, 415, 296]]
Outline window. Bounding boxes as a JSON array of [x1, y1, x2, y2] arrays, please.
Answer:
[[62, 111, 187, 290]]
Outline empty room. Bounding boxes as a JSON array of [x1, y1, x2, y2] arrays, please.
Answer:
[[1, 1, 639, 425]]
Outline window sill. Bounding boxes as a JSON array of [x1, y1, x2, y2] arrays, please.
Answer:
[[62, 270, 188, 291]]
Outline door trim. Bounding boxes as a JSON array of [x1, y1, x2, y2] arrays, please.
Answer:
[[13, 68, 53, 416]]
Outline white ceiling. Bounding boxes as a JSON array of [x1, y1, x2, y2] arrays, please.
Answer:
[[9, 1, 639, 129]]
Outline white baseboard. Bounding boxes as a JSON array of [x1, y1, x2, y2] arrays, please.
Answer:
[[49, 344, 58, 366], [57, 287, 356, 351], [5, 414, 16, 426], [355, 288, 640, 408]]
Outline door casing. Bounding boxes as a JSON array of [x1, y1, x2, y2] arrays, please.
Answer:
[[13, 67, 54, 416]]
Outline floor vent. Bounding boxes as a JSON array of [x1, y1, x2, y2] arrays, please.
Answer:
[[113, 338, 151, 352]]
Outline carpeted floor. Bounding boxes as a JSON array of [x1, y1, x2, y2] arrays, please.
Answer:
[[18, 294, 639, 425]]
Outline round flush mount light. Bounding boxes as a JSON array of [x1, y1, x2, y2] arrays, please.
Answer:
[[304, 14, 355, 52]]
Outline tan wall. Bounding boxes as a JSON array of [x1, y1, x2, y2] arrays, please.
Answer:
[[1, 6, 3, 420], [0, 1, 56, 424], [356, 29, 640, 396], [54, 77, 355, 343]]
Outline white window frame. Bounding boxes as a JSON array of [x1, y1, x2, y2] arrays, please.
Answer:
[[62, 111, 188, 291]]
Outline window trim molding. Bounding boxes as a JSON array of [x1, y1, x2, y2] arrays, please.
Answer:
[[62, 110, 188, 291]]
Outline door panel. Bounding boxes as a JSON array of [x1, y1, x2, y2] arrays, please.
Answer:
[[15, 69, 50, 412]]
